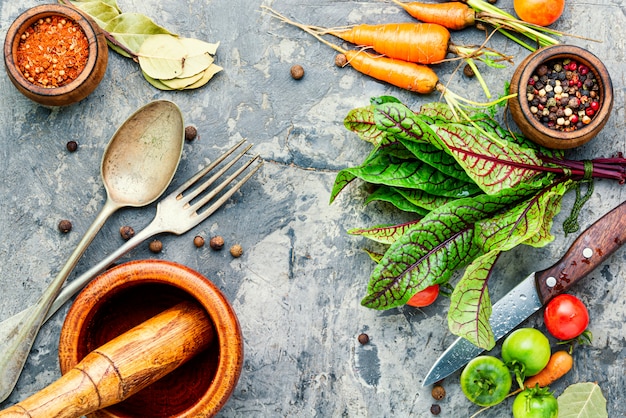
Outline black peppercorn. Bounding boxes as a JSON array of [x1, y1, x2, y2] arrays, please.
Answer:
[[430, 404, 441, 415], [66, 141, 78, 152], [58, 219, 72, 233]]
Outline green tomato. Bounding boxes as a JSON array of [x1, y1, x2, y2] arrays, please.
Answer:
[[460, 355, 512, 407], [502, 328, 550, 377], [512, 388, 558, 418]]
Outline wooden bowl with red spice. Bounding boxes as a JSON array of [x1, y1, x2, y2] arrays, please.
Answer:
[[3, 4, 108, 106], [509, 45, 613, 150]]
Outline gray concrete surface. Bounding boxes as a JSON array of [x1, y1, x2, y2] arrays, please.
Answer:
[[0, 0, 624, 416]]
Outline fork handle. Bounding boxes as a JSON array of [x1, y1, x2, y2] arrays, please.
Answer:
[[0, 301, 213, 418]]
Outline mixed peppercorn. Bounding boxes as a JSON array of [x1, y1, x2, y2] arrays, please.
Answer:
[[525, 58, 601, 132]]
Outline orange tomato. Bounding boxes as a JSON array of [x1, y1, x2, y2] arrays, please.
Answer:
[[514, 0, 565, 26], [406, 284, 439, 307]]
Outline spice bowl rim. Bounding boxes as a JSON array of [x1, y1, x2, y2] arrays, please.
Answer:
[[509, 44, 613, 150], [58, 259, 244, 418], [3, 3, 108, 106]]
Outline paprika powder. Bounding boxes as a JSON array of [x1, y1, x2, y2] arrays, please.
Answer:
[[16, 15, 89, 88]]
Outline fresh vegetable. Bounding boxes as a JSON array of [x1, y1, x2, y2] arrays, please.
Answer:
[[502, 328, 551, 387], [391, 0, 563, 50], [262, 7, 512, 98], [524, 350, 573, 389], [406, 284, 439, 307], [514, 0, 565, 27], [512, 386, 558, 418], [544, 294, 589, 340], [460, 355, 512, 407]]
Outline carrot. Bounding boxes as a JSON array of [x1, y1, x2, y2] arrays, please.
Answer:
[[523, 350, 573, 389], [390, 0, 475, 30], [324, 22, 451, 64]]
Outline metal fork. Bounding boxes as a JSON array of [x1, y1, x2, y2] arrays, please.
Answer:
[[0, 140, 262, 401]]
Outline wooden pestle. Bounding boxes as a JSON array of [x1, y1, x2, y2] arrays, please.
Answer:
[[0, 300, 214, 418]]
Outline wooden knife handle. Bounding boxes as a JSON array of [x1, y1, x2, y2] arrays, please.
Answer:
[[0, 300, 214, 418], [535, 200, 626, 303]]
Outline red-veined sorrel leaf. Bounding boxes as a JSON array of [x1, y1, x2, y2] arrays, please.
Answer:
[[448, 250, 499, 349], [365, 186, 431, 215], [364, 248, 385, 263], [361, 183, 543, 310], [344, 105, 384, 145], [329, 169, 358, 204], [393, 188, 457, 212], [398, 138, 473, 182], [430, 123, 545, 195], [449, 181, 571, 349], [349, 219, 421, 245]]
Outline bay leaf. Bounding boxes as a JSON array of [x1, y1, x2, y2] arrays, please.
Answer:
[[178, 38, 219, 78], [185, 64, 223, 89], [160, 70, 205, 90], [137, 34, 185, 80], [141, 71, 175, 91], [104, 13, 175, 58], [69, 0, 121, 28], [557, 382, 608, 418]]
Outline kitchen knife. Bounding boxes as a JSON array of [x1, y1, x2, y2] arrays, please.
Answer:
[[423, 199, 626, 387]]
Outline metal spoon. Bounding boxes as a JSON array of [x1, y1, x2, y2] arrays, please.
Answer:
[[0, 100, 185, 403]]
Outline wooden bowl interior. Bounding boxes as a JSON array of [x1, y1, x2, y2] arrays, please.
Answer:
[[77, 282, 220, 417]]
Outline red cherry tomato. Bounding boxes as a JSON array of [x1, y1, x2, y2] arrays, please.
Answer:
[[406, 285, 439, 307], [513, 0, 565, 26], [544, 294, 589, 340]]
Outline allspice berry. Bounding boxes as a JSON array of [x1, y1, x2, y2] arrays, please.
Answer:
[[193, 235, 205, 248], [58, 219, 72, 233], [290, 64, 304, 80], [230, 244, 243, 258], [335, 54, 347, 67], [358, 333, 369, 345], [209, 236, 224, 250], [66, 140, 78, 152], [119, 225, 135, 240], [431, 385, 446, 401], [430, 404, 441, 415], [149, 239, 163, 253], [185, 125, 198, 141], [463, 63, 475, 78]]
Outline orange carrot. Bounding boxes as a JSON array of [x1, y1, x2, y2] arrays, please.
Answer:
[[342, 50, 439, 94], [325, 22, 451, 64], [524, 350, 573, 389], [391, 0, 476, 30]]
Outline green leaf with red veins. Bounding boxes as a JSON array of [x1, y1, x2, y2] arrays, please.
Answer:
[[335, 144, 481, 199], [360, 186, 533, 309], [365, 186, 431, 215], [344, 105, 383, 145], [348, 220, 421, 245], [429, 123, 545, 195], [329, 169, 358, 204], [448, 181, 571, 349], [448, 250, 498, 349], [393, 188, 457, 212]]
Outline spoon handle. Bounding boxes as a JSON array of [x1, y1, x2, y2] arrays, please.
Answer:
[[0, 199, 119, 403], [0, 301, 214, 418]]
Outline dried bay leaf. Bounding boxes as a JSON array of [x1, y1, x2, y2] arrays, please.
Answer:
[[185, 64, 223, 89], [178, 38, 219, 78], [142, 71, 175, 91], [137, 34, 185, 79], [160, 71, 206, 90], [105, 13, 175, 58], [69, 0, 121, 28]]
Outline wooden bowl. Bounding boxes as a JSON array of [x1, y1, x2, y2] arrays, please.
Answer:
[[58, 260, 243, 418], [3, 4, 108, 106], [509, 45, 613, 149]]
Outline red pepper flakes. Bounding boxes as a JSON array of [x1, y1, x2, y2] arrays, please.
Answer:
[[16, 15, 89, 88]]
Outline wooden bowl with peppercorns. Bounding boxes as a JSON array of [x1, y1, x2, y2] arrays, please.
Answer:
[[58, 260, 243, 417], [509, 45, 613, 150], [3, 4, 108, 107]]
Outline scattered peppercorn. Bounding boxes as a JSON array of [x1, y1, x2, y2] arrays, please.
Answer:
[[193, 235, 205, 248], [431, 385, 446, 400], [290, 64, 305, 80], [230, 244, 243, 257], [525, 58, 601, 133], [358, 333, 369, 345], [149, 239, 163, 253], [58, 219, 72, 233], [184, 125, 198, 141], [335, 54, 348, 67], [430, 404, 441, 415], [463, 64, 475, 78], [66, 140, 78, 152], [119, 225, 135, 240], [209, 236, 224, 250]]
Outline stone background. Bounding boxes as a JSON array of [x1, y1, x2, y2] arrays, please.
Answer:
[[0, 0, 624, 416]]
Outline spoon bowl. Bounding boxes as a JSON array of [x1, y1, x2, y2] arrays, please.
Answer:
[[0, 100, 185, 402]]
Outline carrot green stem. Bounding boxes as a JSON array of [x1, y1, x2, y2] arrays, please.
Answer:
[[465, 58, 491, 98]]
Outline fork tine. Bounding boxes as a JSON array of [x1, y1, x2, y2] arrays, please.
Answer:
[[172, 139, 249, 198], [191, 157, 263, 224], [181, 143, 254, 205]]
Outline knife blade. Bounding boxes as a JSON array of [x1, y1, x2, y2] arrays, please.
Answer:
[[423, 199, 626, 387]]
